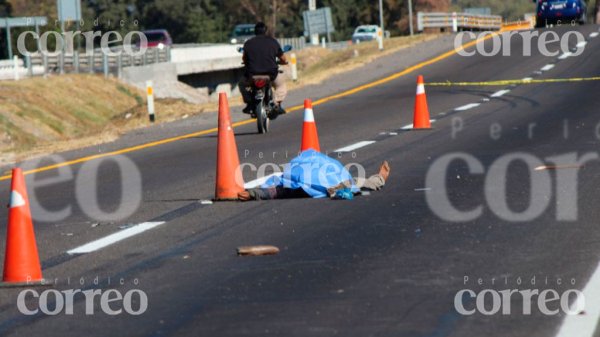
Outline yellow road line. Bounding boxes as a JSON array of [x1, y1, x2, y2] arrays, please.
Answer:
[[427, 76, 600, 87], [0, 33, 496, 182]]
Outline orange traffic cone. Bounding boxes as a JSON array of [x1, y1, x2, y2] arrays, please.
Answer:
[[412, 75, 431, 129], [300, 99, 321, 152], [2, 168, 45, 286], [215, 93, 245, 200]]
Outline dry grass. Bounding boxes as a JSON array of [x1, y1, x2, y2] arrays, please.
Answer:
[[0, 74, 203, 160], [288, 34, 441, 89]]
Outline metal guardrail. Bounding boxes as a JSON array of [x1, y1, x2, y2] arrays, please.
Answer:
[[0, 38, 317, 81], [500, 18, 536, 32], [326, 40, 353, 51], [417, 12, 503, 32], [277, 37, 307, 51], [3, 47, 171, 80]]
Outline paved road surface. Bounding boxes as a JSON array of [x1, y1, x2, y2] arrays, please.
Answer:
[[1, 26, 600, 336]]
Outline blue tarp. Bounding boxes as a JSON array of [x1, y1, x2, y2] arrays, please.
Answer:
[[262, 149, 359, 198]]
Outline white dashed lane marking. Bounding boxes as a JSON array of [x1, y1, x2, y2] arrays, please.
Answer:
[[541, 64, 555, 72], [559, 52, 573, 60], [67, 222, 166, 255], [454, 103, 480, 111], [334, 141, 377, 153], [555, 261, 600, 337], [491, 90, 510, 98]]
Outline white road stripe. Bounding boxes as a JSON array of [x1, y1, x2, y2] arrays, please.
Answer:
[[67, 222, 166, 255], [541, 64, 555, 71], [491, 90, 510, 98], [244, 173, 282, 189], [590, 32, 599, 38], [559, 52, 573, 60], [555, 261, 600, 337], [455, 103, 480, 111], [576, 41, 588, 48], [334, 141, 376, 153]]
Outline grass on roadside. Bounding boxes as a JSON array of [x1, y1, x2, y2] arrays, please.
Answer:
[[0, 33, 443, 162]]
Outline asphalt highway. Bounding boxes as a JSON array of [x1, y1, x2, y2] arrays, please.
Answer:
[[1, 25, 600, 336]]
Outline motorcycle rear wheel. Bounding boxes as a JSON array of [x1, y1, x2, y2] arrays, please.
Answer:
[[256, 101, 269, 134]]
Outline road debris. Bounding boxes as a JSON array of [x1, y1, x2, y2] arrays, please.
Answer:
[[534, 164, 583, 171], [237, 245, 280, 256]]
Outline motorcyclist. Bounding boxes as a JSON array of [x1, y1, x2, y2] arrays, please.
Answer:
[[238, 22, 288, 117]]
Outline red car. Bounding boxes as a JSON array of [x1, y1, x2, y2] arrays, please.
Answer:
[[140, 29, 173, 49]]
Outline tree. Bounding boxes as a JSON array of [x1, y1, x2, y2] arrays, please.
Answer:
[[0, 0, 11, 59], [139, 0, 225, 43], [451, 0, 535, 21]]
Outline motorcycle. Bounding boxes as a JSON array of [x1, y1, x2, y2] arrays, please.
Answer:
[[238, 45, 292, 134]]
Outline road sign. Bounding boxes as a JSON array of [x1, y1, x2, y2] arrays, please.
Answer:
[[0, 16, 48, 59], [57, 0, 82, 22], [303, 7, 335, 37]]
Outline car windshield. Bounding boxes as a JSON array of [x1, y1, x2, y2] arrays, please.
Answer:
[[357, 27, 377, 33], [144, 32, 166, 42], [235, 27, 254, 36]]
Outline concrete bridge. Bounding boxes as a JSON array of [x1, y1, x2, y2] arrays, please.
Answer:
[[6, 38, 305, 104], [122, 44, 245, 104]]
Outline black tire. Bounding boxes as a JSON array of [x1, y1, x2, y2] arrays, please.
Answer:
[[256, 101, 269, 134]]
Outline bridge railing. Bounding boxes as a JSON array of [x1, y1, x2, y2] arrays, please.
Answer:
[[2, 47, 171, 80], [277, 37, 307, 51], [417, 12, 503, 32]]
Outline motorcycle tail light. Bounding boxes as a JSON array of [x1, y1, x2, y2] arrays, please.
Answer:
[[254, 79, 267, 88]]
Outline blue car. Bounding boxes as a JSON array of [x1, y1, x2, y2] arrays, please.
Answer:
[[535, 0, 587, 27]]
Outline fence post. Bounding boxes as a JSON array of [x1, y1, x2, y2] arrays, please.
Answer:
[[88, 53, 94, 73], [13, 55, 19, 81], [103, 54, 109, 78], [452, 12, 458, 32], [117, 53, 122, 79], [146, 80, 155, 122], [42, 53, 48, 78], [290, 53, 298, 82], [59, 51, 64, 75], [74, 51, 79, 74], [25, 54, 32, 77]]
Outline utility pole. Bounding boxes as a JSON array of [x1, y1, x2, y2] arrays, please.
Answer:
[[408, 0, 414, 36], [378, 0, 384, 50], [309, 0, 319, 45]]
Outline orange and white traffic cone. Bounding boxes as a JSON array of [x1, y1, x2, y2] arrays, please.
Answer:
[[412, 75, 432, 129], [300, 99, 321, 152], [1, 168, 45, 286], [215, 93, 245, 201]]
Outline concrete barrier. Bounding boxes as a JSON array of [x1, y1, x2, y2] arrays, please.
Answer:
[[122, 62, 208, 104]]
